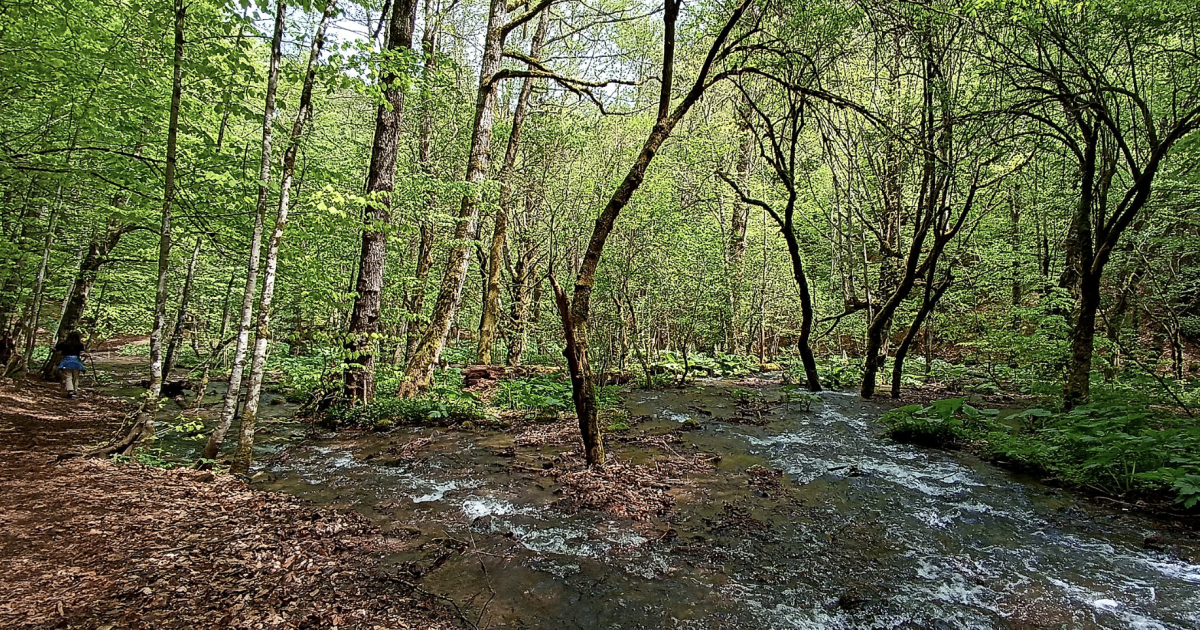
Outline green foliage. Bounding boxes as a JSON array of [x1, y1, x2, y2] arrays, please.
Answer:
[[325, 367, 485, 428], [4, 0, 1200, 514], [881, 398, 997, 447], [648, 350, 755, 378], [494, 374, 572, 412], [112, 450, 179, 469], [524, 353, 564, 368], [987, 405, 1200, 504], [325, 392, 484, 429], [116, 342, 152, 357], [779, 384, 820, 411], [681, 351, 757, 377], [268, 351, 333, 402], [729, 388, 762, 404], [439, 344, 475, 367], [606, 410, 632, 432], [164, 414, 206, 439], [31, 345, 51, 364], [1174, 475, 1200, 509], [493, 373, 620, 413], [811, 357, 862, 390], [635, 369, 675, 389], [888, 398, 1200, 507], [955, 289, 1074, 387]]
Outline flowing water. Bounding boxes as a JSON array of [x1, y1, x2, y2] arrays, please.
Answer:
[[111, 367, 1200, 629]]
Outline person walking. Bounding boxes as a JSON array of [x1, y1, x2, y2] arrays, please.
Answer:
[[55, 331, 87, 398]]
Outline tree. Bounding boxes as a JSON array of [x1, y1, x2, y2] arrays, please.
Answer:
[[718, 54, 835, 391], [979, 1, 1200, 405], [40, 217, 135, 380], [553, 0, 755, 466], [400, 0, 552, 396], [342, 0, 421, 404], [477, 8, 549, 365], [230, 0, 339, 475], [203, 0, 287, 459], [90, 0, 186, 457]]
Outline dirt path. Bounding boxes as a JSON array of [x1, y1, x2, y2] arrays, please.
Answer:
[[0, 381, 455, 630]]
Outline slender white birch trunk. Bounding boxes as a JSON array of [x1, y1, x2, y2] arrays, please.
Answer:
[[230, 0, 337, 474], [202, 0, 286, 462]]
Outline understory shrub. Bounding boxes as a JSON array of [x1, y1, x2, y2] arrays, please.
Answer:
[[324, 393, 485, 429], [647, 350, 755, 378], [493, 373, 620, 413], [324, 370, 483, 428], [883, 397, 1200, 508], [269, 351, 334, 402], [987, 404, 1200, 505], [810, 356, 863, 390], [881, 397, 996, 447]]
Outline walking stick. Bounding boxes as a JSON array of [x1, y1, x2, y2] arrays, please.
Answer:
[[86, 352, 99, 386]]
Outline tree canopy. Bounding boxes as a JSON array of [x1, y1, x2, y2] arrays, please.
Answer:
[[2, 0, 1200, 468]]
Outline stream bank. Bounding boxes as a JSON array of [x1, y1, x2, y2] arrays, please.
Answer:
[[73, 354, 1200, 628], [238, 381, 1200, 628]]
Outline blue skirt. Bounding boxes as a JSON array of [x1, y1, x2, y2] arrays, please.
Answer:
[[59, 355, 85, 371]]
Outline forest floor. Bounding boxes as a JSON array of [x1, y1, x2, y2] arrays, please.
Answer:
[[0, 379, 456, 630]]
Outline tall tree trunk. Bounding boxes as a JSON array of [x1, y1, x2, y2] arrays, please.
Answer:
[[725, 112, 752, 353], [716, 173, 821, 391], [402, 223, 434, 363], [506, 239, 534, 367], [15, 192, 63, 376], [16, 196, 60, 376], [41, 218, 130, 379], [92, 0, 185, 456], [0, 195, 34, 338], [862, 44, 958, 399], [554, 0, 752, 466], [192, 271, 238, 406], [717, 89, 819, 390], [202, 0, 285, 459], [477, 9, 547, 364], [1010, 184, 1022, 306], [890, 267, 950, 398], [401, 0, 512, 395], [1059, 132, 1099, 407], [871, 29, 906, 373], [343, 0, 419, 404], [231, 0, 337, 475], [1064, 271, 1101, 407], [402, 0, 442, 365], [861, 239, 931, 398], [163, 236, 202, 377], [781, 225, 822, 391], [531, 275, 545, 355]]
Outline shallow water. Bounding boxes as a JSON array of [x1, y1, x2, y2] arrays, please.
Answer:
[[93, 355, 307, 461], [137, 372, 1199, 629]]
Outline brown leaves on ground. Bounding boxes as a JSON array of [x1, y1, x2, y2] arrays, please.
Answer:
[[545, 453, 715, 522], [552, 461, 676, 521], [460, 364, 560, 398], [506, 418, 718, 521], [512, 421, 579, 447], [0, 381, 454, 630], [746, 465, 786, 498]]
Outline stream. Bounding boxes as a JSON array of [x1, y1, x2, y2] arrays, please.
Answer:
[[98, 361, 1200, 629]]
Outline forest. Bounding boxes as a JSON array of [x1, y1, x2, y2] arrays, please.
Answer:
[[2, 0, 1200, 628]]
